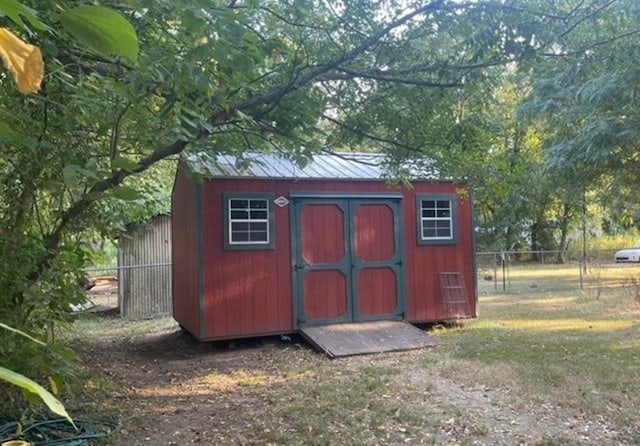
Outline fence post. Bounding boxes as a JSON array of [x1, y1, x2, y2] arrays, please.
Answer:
[[501, 251, 506, 292], [493, 259, 498, 291], [579, 260, 584, 290]]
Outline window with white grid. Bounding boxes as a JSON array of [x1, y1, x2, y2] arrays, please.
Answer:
[[228, 198, 270, 245], [417, 195, 457, 245]]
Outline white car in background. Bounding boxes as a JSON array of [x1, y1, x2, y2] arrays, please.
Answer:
[[614, 246, 640, 263]]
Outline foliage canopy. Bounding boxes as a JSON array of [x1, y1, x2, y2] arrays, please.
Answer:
[[1, 0, 639, 415]]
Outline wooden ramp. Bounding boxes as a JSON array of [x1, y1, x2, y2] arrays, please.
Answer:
[[300, 320, 440, 358]]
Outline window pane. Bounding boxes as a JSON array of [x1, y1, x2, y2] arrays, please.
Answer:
[[250, 200, 267, 209], [230, 210, 248, 219], [436, 227, 451, 238], [230, 199, 248, 209], [249, 231, 268, 242], [227, 197, 272, 247], [231, 222, 248, 231], [419, 196, 455, 242], [422, 209, 435, 218], [249, 222, 267, 232], [422, 200, 436, 209], [250, 210, 268, 219], [423, 228, 436, 238], [423, 220, 436, 229], [231, 231, 249, 242]]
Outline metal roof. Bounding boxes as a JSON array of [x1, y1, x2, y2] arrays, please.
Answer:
[[185, 152, 439, 181]]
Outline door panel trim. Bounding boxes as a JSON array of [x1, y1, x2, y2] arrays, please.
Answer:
[[291, 193, 404, 199], [293, 196, 407, 328], [349, 199, 406, 322], [293, 198, 352, 327]]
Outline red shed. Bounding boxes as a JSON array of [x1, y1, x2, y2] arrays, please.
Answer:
[[172, 152, 477, 341]]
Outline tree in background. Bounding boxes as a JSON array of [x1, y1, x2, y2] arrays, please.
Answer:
[[525, 0, 640, 251]]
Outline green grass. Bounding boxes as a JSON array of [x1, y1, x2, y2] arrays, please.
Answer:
[[478, 262, 640, 294], [442, 268, 640, 428], [64, 264, 640, 445]]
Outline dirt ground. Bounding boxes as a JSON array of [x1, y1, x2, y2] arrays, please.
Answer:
[[85, 277, 119, 311], [73, 319, 637, 446]]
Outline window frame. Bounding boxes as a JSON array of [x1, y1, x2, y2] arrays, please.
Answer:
[[223, 193, 276, 250], [416, 194, 458, 245]]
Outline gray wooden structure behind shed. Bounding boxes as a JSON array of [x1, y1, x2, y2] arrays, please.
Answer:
[[118, 214, 172, 318]]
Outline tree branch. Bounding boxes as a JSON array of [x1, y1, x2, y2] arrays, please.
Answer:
[[230, 1, 448, 114], [323, 67, 463, 88], [541, 28, 640, 57], [322, 114, 422, 152], [110, 103, 132, 161], [559, 0, 618, 39]]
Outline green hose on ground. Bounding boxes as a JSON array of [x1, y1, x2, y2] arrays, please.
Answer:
[[0, 418, 116, 445]]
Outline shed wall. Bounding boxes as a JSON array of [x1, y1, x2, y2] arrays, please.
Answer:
[[200, 178, 476, 340], [171, 170, 201, 334], [119, 215, 172, 318]]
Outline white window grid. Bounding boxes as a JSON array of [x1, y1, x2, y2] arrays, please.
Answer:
[[420, 199, 453, 240], [228, 198, 270, 245]]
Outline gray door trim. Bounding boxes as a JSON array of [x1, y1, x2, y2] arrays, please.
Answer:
[[292, 197, 407, 328], [292, 198, 353, 327], [349, 199, 406, 322]]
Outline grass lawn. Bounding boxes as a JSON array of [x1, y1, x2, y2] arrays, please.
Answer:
[[478, 262, 640, 294], [64, 266, 640, 445]]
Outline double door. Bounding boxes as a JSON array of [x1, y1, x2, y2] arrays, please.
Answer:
[[293, 197, 405, 326]]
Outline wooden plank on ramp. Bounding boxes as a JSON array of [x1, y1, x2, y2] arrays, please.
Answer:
[[300, 320, 440, 358]]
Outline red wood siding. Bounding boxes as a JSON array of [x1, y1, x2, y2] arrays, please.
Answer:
[[171, 168, 200, 336], [201, 179, 293, 339], [198, 178, 477, 340], [406, 183, 477, 321]]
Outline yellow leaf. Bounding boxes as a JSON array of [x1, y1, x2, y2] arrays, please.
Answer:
[[48, 376, 59, 395], [0, 27, 44, 94]]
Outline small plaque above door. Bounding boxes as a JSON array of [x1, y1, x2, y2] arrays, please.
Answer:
[[274, 196, 290, 207]]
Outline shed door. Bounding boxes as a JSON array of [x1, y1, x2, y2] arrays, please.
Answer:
[[294, 198, 405, 326], [351, 200, 404, 322]]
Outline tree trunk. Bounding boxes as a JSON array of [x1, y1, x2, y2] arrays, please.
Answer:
[[556, 202, 572, 264]]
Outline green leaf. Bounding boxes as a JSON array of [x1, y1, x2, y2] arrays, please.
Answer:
[[111, 185, 141, 200], [0, 122, 17, 143], [111, 156, 139, 172], [0, 366, 74, 426], [0, 322, 46, 345], [62, 164, 100, 186], [0, 0, 47, 31], [59, 6, 138, 63]]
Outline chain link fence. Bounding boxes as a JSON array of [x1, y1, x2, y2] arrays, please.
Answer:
[[476, 249, 640, 295], [81, 249, 640, 315]]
